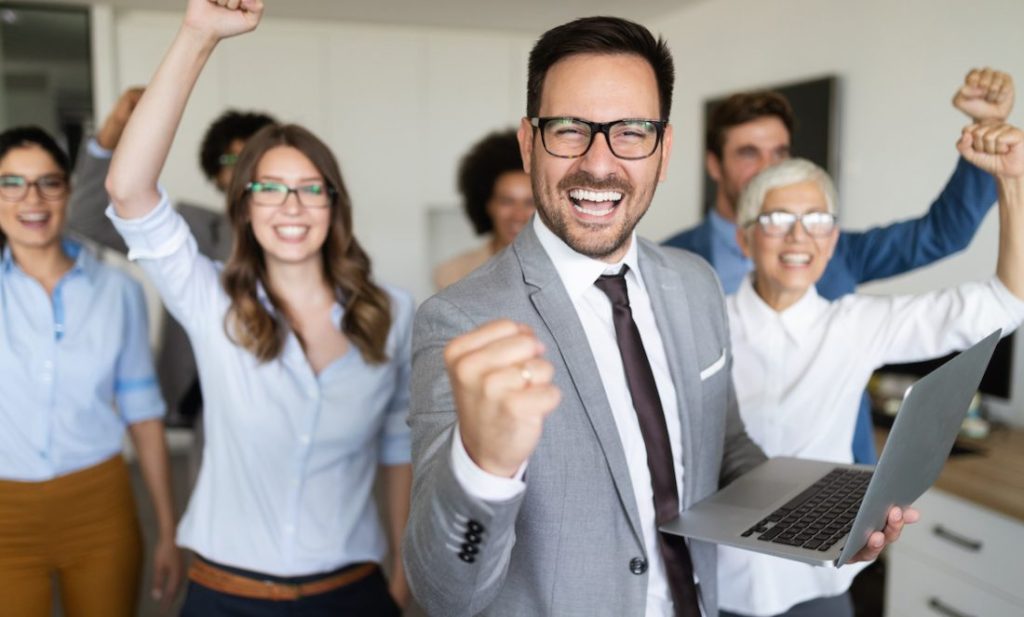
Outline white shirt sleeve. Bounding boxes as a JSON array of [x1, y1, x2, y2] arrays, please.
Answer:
[[450, 425, 527, 501]]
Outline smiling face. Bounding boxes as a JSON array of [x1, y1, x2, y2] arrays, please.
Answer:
[[0, 145, 68, 253], [518, 52, 672, 263], [737, 179, 838, 311], [486, 170, 534, 249], [709, 116, 791, 221], [247, 145, 332, 270]]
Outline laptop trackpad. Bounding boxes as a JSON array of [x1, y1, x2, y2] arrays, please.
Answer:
[[718, 480, 797, 510]]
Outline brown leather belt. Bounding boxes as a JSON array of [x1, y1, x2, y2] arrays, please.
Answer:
[[188, 558, 376, 601]]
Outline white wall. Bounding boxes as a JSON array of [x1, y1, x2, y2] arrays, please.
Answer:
[[101, 9, 534, 302], [646, 0, 1024, 422]]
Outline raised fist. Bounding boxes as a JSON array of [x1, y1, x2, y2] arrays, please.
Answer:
[[957, 122, 1024, 179], [953, 67, 1014, 123]]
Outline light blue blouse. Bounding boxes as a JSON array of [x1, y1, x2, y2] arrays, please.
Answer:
[[0, 240, 164, 481], [108, 194, 413, 576]]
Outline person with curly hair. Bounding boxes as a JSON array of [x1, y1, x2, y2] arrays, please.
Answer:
[[434, 128, 534, 289]]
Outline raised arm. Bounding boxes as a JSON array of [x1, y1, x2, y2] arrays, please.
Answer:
[[105, 0, 262, 219], [66, 88, 144, 252], [958, 123, 1024, 299], [832, 68, 1014, 288]]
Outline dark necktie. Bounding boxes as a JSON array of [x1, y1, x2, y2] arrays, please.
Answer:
[[594, 267, 702, 617]]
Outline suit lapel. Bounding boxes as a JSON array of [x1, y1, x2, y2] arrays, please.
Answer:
[[639, 242, 705, 508], [515, 227, 644, 546]]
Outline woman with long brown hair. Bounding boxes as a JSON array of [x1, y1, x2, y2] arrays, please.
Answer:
[[104, 1, 412, 614]]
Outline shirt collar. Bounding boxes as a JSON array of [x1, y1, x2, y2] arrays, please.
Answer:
[[531, 214, 643, 302], [1, 238, 96, 286], [734, 274, 827, 347], [709, 209, 747, 257]]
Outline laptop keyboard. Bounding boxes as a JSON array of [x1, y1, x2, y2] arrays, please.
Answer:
[[740, 467, 872, 552]]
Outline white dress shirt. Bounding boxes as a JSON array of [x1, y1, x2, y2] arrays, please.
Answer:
[[108, 193, 413, 576], [452, 215, 691, 617], [720, 275, 1024, 616]]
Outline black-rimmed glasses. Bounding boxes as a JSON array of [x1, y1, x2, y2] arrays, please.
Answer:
[[748, 211, 837, 237], [530, 117, 667, 160], [0, 174, 68, 202], [245, 181, 334, 209]]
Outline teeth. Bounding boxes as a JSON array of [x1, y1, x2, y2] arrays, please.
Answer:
[[17, 212, 49, 222], [573, 203, 615, 216], [275, 225, 308, 239], [569, 189, 622, 203], [781, 253, 811, 265]]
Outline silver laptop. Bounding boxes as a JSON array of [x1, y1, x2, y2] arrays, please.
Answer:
[[661, 329, 1001, 567]]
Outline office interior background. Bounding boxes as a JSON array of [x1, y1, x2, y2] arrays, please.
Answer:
[[2, 1, 1024, 615]]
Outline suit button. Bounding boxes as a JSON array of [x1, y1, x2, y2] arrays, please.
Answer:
[[467, 520, 485, 533], [465, 531, 482, 544], [461, 543, 479, 555], [458, 552, 476, 563], [629, 557, 647, 575]]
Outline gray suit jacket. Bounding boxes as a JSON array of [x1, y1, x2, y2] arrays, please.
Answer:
[[66, 143, 233, 415], [404, 223, 766, 617]]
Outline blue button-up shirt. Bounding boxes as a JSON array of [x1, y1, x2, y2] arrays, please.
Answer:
[[108, 194, 413, 576], [0, 240, 164, 481]]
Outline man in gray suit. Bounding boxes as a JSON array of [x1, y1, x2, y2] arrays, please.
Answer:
[[66, 88, 274, 424], [403, 17, 913, 617]]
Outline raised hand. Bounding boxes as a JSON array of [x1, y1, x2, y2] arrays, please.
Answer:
[[957, 122, 1024, 179], [445, 320, 561, 478], [182, 0, 263, 42], [953, 67, 1014, 123]]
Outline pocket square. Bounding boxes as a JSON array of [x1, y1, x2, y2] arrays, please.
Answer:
[[699, 348, 727, 381]]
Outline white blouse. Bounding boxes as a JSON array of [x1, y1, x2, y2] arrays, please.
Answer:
[[720, 275, 1024, 616]]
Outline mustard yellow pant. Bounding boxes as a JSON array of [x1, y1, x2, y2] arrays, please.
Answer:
[[0, 456, 143, 617]]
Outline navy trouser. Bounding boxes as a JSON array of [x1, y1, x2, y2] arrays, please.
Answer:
[[720, 591, 853, 617], [180, 559, 401, 617]]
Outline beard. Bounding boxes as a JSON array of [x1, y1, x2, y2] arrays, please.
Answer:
[[531, 167, 654, 261]]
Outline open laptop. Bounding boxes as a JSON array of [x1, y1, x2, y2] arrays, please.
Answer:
[[661, 329, 1001, 567]]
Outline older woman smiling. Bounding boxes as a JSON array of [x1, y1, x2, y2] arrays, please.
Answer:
[[719, 121, 1024, 617]]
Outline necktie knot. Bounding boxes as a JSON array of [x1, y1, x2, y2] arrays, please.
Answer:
[[594, 267, 630, 308]]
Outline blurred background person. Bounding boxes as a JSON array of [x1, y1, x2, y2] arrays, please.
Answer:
[[0, 126, 181, 616], [434, 128, 534, 289]]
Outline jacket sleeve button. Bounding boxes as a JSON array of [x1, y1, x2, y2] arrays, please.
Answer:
[[629, 557, 648, 575]]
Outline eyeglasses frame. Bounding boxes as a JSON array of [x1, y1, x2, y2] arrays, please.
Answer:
[[529, 116, 668, 160]]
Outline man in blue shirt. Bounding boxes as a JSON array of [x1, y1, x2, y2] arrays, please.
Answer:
[[664, 68, 1014, 464]]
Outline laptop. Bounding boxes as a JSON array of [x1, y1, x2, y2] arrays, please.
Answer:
[[660, 329, 1001, 567]]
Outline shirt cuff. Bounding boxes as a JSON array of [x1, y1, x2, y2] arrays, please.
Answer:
[[450, 425, 527, 501], [106, 188, 190, 262], [87, 137, 113, 159]]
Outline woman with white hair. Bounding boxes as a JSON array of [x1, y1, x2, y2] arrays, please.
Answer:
[[718, 122, 1024, 617]]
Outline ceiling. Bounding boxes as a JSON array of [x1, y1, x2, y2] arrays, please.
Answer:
[[7, 0, 702, 33]]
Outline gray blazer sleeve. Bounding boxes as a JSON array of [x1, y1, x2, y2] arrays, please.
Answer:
[[402, 294, 525, 617], [66, 142, 129, 254]]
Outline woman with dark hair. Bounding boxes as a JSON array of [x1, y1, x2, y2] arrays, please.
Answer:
[[0, 126, 181, 615], [433, 129, 534, 289], [104, 1, 411, 615]]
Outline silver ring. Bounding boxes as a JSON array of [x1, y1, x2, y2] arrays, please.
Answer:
[[520, 366, 533, 386]]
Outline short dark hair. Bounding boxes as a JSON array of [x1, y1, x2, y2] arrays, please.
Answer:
[[199, 110, 276, 180], [527, 16, 674, 120], [458, 129, 523, 236], [705, 90, 795, 159], [0, 126, 71, 177]]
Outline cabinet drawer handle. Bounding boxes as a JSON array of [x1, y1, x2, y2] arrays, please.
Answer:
[[928, 597, 974, 617], [932, 525, 982, 551]]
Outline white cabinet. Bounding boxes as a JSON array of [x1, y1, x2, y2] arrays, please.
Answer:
[[885, 488, 1024, 616]]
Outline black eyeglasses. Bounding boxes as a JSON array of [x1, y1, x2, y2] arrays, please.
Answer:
[[530, 117, 667, 160], [0, 174, 68, 202], [245, 181, 335, 209], [747, 211, 837, 237]]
